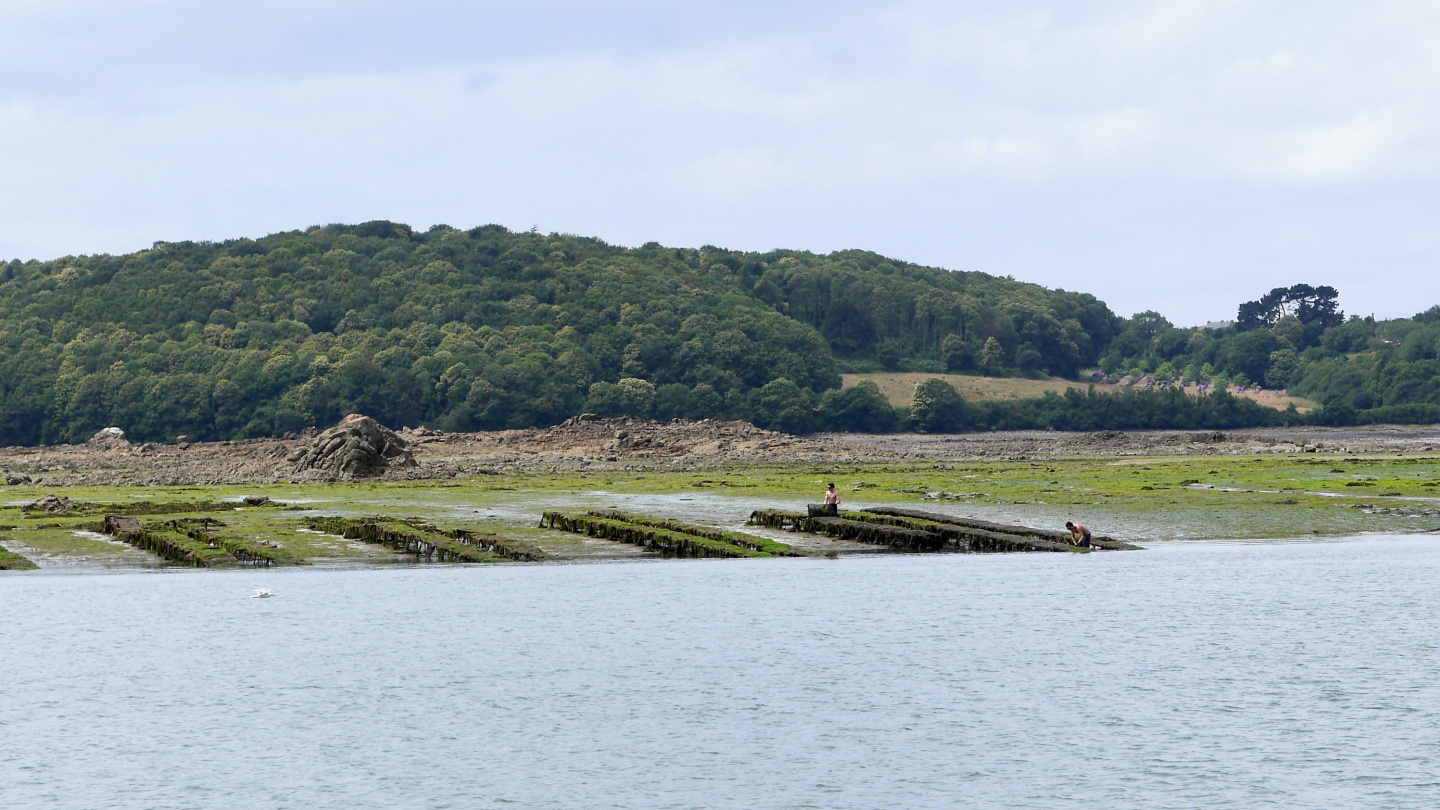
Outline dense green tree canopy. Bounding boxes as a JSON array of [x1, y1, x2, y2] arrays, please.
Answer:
[[1237, 284, 1343, 332], [6, 226, 1437, 443], [909, 378, 973, 433], [1096, 287, 1440, 427], [0, 223, 1122, 444]]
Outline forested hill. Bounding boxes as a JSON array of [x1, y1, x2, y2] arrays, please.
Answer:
[[0, 222, 1118, 444]]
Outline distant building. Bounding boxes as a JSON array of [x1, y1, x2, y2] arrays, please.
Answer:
[[1203, 320, 1236, 330]]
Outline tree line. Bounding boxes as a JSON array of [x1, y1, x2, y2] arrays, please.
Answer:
[[2, 222, 1437, 444], [1094, 284, 1440, 427], [0, 222, 1121, 444]]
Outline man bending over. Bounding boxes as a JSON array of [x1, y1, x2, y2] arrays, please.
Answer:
[[1065, 521, 1093, 548]]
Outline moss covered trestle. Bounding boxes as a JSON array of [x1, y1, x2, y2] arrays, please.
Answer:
[[100, 516, 241, 567], [748, 509, 953, 552], [748, 508, 1138, 553], [101, 516, 296, 567], [304, 516, 546, 563], [26, 499, 274, 517], [860, 507, 1141, 550], [583, 510, 796, 556], [540, 511, 787, 558]]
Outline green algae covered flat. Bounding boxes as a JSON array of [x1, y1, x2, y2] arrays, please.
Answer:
[[0, 540, 39, 570]]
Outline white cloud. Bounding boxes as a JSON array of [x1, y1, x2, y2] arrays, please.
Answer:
[[3, 1, 1440, 321]]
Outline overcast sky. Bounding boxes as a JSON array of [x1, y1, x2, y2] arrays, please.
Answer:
[[3, 1, 1438, 324]]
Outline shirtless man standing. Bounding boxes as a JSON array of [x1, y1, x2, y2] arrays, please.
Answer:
[[1065, 521, 1093, 548], [823, 483, 841, 515]]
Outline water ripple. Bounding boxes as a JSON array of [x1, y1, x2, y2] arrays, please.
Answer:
[[2, 537, 1439, 808]]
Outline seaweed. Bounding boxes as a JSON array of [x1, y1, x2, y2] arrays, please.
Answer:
[[860, 507, 1141, 550], [25, 498, 272, 518], [746, 509, 950, 552], [107, 525, 237, 567], [540, 512, 771, 558], [748, 508, 1114, 553], [153, 519, 299, 566], [100, 515, 297, 567], [303, 516, 541, 563], [584, 510, 796, 555]]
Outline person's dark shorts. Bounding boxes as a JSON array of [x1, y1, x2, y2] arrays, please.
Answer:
[[1079, 532, 1093, 548]]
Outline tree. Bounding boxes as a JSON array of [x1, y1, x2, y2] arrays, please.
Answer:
[[1016, 343, 1045, 377], [818, 380, 895, 432], [909, 378, 971, 433], [1238, 284, 1342, 331], [979, 337, 1007, 376], [653, 383, 692, 420], [1321, 317, 1375, 353], [1316, 392, 1358, 426], [1128, 311, 1173, 340], [584, 377, 655, 418], [876, 340, 903, 371], [941, 334, 973, 371], [1223, 329, 1280, 383], [1265, 348, 1300, 389], [820, 299, 875, 354], [748, 378, 815, 434], [690, 383, 723, 418], [1272, 315, 1306, 349]]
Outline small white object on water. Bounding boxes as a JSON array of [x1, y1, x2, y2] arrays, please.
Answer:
[[251, 588, 274, 599]]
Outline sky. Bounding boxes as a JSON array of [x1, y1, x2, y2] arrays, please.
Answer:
[[2, 0, 1439, 325]]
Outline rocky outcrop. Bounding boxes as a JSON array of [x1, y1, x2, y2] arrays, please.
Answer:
[[88, 427, 129, 449], [287, 414, 418, 478], [23, 494, 75, 515], [102, 514, 142, 535], [506, 416, 797, 457]]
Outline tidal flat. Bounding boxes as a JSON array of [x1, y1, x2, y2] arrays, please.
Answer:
[[3, 450, 1439, 571]]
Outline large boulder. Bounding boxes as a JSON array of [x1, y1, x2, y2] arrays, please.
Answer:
[[23, 495, 75, 515], [287, 414, 418, 478], [88, 427, 129, 449]]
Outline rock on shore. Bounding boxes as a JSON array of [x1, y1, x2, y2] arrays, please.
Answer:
[[23, 494, 75, 515], [503, 414, 798, 457], [87, 427, 129, 449], [287, 414, 418, 478]]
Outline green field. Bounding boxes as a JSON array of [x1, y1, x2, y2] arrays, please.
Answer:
[[841, 372, 1318, 412]]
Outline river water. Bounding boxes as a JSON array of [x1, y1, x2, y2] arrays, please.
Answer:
[[3, 536, 1439, 809]]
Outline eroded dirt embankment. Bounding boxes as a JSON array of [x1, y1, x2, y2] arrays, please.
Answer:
[[2, 419, 1439, 487]]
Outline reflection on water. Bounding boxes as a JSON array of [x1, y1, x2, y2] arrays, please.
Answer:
[[3, 536, 1439, 808]]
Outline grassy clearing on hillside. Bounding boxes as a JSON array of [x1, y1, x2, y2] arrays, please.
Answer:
[[841, 372, 1317, 412]]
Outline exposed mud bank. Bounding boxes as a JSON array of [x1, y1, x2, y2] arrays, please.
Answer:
[[1, 421, 1438, 487]]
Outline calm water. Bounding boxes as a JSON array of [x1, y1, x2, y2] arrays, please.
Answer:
[[3, 537, 1439, 809]]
